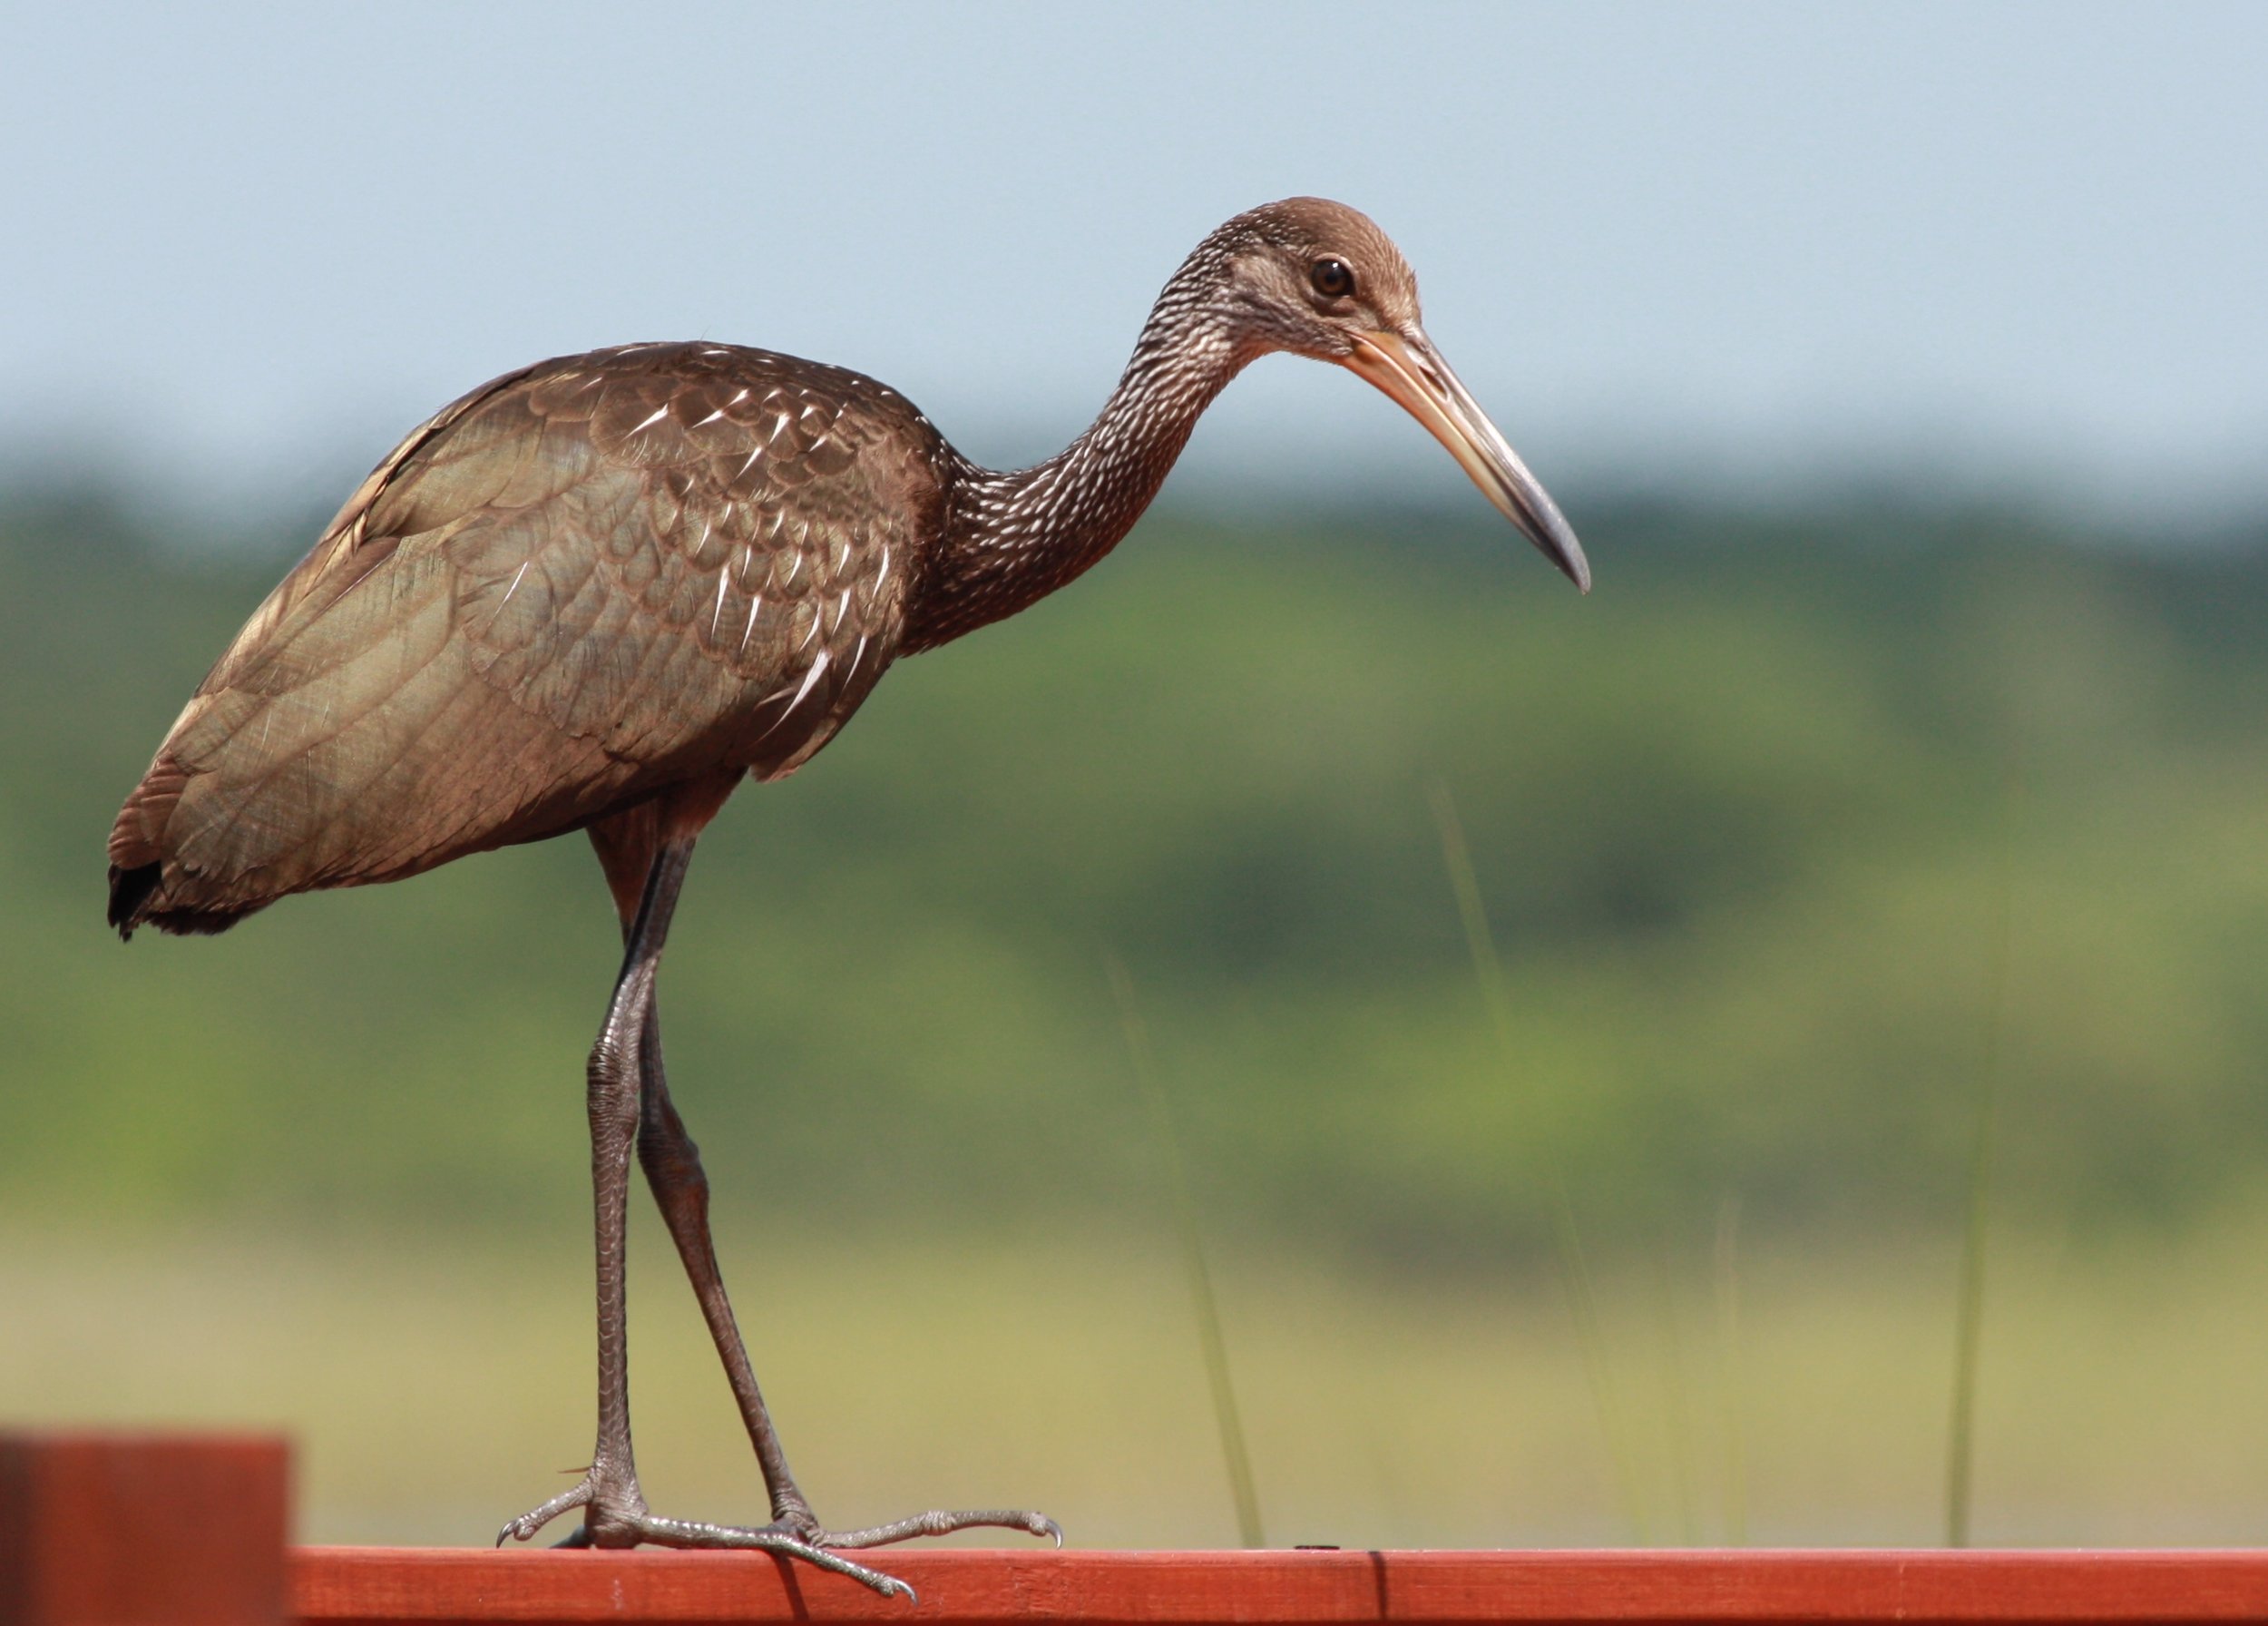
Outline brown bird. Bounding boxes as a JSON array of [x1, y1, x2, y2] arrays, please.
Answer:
[[107, 198, 1588, 1595]]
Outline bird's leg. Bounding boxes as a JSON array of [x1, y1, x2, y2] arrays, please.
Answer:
[[632, 1004, 807, 1512], [631, 994, 1061, 1552], [496, 838, 904, 1596], [496, 841, 682, 1550]]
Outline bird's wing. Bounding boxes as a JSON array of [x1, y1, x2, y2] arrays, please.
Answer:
[[111, 344, 928, 924]]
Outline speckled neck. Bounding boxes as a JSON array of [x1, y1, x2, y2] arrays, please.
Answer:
[[904, 255, 1251, 652]]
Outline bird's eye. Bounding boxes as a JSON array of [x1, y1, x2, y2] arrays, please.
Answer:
[[1310, 258, 1355, 299]]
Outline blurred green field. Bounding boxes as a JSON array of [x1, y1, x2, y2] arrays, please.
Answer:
[[5, 486, 2268, 1543], [11, 1214, 2268, 1546]]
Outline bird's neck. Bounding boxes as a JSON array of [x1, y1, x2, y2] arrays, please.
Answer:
[[908, 288, 1247, 651]]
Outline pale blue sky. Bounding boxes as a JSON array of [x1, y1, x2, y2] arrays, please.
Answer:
[[4, 3, 2263, 526]]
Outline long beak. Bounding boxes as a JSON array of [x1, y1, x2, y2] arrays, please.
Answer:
[[1341, 328, 1590, 593]]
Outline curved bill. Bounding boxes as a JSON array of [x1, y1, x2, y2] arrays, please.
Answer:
[[1341, 328, 1590, 593]]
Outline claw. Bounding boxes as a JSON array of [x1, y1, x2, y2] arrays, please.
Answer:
[[498, 1478, 592, 1546], [728, 1532, 911, 1600]]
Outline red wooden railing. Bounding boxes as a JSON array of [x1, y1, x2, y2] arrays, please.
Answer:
[[8, 1434, 2268, 1626]]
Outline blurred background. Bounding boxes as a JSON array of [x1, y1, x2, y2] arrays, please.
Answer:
[[5, 0, 2268, 1552]]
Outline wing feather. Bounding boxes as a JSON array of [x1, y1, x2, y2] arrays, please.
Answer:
[[110, 343, 931, 931]]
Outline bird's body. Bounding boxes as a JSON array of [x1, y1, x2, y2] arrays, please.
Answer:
[[107, 199, 1588, 1594], [112, 343, 937, 928]]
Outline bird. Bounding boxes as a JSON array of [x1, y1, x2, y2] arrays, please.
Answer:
[[106, 197, 1589, 1596]]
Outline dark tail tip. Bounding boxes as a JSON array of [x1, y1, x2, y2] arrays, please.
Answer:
[[108, 861, 161, 940]]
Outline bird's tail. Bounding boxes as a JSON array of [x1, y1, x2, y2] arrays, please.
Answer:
[[106, 753, 260, 938]]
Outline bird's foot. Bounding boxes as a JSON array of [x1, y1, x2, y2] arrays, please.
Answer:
[[497, 1474, 912, 1598], [497, 1474, 1060, 1601]]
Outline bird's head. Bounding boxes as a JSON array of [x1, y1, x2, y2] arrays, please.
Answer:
[[1191, 197, 1589, 592]]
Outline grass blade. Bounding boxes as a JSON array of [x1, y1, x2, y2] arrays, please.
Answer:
[[1652, 1240, 1699, 1544], [1946, 770, 2018, 1548], [1426, 777, 1650, 1542], [1107, 953, 1266, 1550], [1713, 1194, 1748, 1546]]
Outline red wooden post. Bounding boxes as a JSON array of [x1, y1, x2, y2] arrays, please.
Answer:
[[0, 1432, 288, 1626]]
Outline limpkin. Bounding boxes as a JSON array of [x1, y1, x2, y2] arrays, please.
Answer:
[[107, 198, 1588, 1595]]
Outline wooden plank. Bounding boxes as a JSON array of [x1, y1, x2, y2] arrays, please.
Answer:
[[0, 1431, 289, 1626], [292, 1547, 2268, 1625]]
